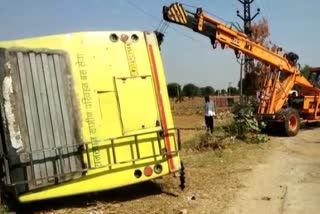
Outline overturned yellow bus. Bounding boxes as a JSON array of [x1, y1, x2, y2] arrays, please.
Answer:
[[0, 31, 183, 204]]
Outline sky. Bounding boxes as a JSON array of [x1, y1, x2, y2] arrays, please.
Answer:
[[0, 0, 319, 89]]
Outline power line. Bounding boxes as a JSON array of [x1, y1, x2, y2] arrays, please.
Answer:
[[123, 0, 159, 22], [123, 0, 257, 57], [259, 0, 271, 18], [256, 0, 268, 17], [122, 0, 196, 40], [122, 0, 213, 50]]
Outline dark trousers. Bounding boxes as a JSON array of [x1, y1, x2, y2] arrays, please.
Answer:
[[205, 116, 214, 133]]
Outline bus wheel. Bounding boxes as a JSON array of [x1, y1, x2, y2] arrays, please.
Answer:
[[283, 108, 300, 136]]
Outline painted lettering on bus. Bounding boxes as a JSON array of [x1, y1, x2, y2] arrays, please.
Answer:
[[124, 43, 139, 77], [76, 53, 102, 167]]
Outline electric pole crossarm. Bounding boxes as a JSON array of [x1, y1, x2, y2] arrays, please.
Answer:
[[250, 9, 260, 21], [236, 12, 245, 21]]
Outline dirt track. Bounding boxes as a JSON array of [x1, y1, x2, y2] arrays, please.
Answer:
[[225, 128, 320, 214]]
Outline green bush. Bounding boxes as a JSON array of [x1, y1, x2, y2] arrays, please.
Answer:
[[226, 101, 269, 144]]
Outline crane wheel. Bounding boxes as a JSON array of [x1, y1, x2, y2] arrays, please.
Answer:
[[283, 108, 300, 136]]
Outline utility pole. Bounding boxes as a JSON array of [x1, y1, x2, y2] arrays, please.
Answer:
[[236, 0, 260, 94], [239, 56, 244, 99], [228, 82, 232, 96]]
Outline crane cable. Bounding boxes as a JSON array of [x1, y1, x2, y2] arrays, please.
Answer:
[[156, 20, 169, 35]]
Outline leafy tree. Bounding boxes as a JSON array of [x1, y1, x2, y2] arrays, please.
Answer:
[[228, 86, 239, 95], [214, 89, 221, 96], [221, 89, 227, 96], [242, 72, 260, 96], [293, 65, 311, 91], [167, 82, 181, 98], [182, 83, 199, 98], [300, 64, 310, 79], [200, 86, 215, 96]]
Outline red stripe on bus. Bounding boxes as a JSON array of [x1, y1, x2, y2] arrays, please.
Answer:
[[148, 44, 175, 170]]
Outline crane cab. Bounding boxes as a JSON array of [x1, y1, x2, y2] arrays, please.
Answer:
[[307, 67, 320, 87]]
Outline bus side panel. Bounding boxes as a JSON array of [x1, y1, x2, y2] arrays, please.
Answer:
[[0, 31, 182, 202]]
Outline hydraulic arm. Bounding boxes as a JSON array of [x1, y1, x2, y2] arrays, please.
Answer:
[[162, 3, 320, 115]]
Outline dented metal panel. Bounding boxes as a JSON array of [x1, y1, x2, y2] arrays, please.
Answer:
[[0, 49, 83, 193]]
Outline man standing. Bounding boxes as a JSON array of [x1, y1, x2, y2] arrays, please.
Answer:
[[204, 96, 215, 133]]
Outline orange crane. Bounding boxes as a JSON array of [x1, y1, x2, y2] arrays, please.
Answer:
[[162, 3, 320, 136]]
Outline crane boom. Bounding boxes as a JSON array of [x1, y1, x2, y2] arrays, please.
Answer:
[[164, 3, 293, 73], [162, 3, 320, 115]]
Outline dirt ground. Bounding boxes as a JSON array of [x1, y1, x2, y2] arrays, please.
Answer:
[[9, 98, 320, 214], [225, 128, 320, 214]]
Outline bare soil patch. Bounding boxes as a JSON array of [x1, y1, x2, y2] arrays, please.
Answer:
[[225, 129, 320, 214]]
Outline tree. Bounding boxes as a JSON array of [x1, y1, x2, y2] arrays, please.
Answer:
[[221, 89, 227, 96], [182, 83, 199, 98], [167, 82, 181, 98], [250, 17, 270, 45], [228, 86, 239, 95], [241, 72, 258, 95], [200, 86, 215, 96], [242, 17, 279, 95], [300, 64, 311, 79], [293, 65, 311, 91]]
